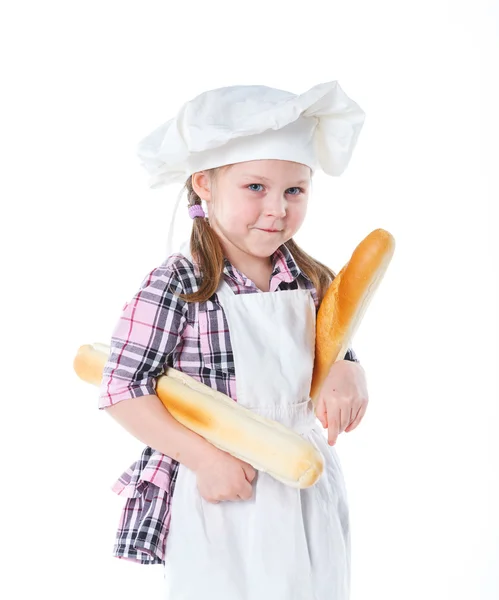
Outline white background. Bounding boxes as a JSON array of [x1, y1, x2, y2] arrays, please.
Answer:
[[1, 1, 498, 598]]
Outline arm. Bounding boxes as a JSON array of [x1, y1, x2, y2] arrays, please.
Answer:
[[98, 262, 221, 470], [104, 393, 220, 471], [104, 391, 256, 503]]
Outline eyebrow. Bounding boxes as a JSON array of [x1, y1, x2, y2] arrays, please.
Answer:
[[241, 174, 309, 185]]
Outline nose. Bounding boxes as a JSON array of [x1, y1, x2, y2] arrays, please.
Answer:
[[264, 192, 287, 218]]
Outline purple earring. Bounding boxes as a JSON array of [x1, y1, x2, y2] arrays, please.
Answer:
[[188, 204, 206, 219]]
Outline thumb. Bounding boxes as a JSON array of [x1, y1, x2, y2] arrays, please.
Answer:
[[315, 397, 328, 429], [241, 462, 257, 482]]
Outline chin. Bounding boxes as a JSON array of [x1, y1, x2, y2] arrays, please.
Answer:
[[248, 243, 283, 258]]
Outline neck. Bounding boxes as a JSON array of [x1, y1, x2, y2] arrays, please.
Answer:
[[223, 248, 274, 289], [230, 254, 272, 277]]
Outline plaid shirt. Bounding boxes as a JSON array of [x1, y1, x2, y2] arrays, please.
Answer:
[[98, 244, 359, 565]]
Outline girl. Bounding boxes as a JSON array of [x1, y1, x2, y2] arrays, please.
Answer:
[[99, 80, 369, 600]]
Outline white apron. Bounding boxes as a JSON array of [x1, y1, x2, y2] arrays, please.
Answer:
[[164, 251, 351, 600]]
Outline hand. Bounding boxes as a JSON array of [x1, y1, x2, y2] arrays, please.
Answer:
[[315, 360, 369, 446], [194, 448, 256, 503]]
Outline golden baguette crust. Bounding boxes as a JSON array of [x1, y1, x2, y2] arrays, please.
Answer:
[[310, 228, 395, 402], [74, 344, 324, 488]]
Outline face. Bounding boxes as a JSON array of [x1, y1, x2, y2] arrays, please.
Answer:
[[192, 159, 311, 266]]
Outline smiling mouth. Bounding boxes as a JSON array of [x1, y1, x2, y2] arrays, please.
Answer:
[[258, 229, 282, 233]]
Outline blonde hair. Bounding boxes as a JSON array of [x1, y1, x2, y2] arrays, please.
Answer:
[[178, 167, 337, 304]]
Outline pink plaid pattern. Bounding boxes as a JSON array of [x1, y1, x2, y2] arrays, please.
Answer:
[[98, 244, 359, 565]]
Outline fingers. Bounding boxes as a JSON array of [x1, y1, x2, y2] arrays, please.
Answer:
[[327, 407, 352, 444], [325, 398, 344, 445], [237, 479, 254, 501], [345, 405, 361, 432], [325, 400, 366, 443], [326, 414, 340, 445], [241, 462, 257, 483], [345, 404, 366, 432], [340, 407, 351, 433], [204, 482, 253, 503], [316, 397, 328, 428], [234, 465, 255, 500], [199, 463, 256, 504]]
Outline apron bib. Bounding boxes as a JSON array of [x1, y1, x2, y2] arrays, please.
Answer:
[[164, 248, 351, 600]]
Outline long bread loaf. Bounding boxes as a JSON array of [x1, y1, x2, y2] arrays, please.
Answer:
[[74, 343, 324, 488], [310, 228, 395, 402]]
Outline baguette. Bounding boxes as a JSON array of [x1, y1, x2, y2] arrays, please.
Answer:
[[310, 228, 395, 402], [74, 343, 324, 489]]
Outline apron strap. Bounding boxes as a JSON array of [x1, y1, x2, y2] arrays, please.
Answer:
[[215, 276, 235, 300]]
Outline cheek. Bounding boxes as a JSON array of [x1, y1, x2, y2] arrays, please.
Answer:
[[288, 202, 308, 227], [224, 200, 256, 228]]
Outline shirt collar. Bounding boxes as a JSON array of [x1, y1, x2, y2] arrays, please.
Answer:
[[223, 243, 309, 288]]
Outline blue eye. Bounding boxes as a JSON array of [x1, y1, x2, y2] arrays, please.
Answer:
[[286, 187, 304, 195], [248, 184, 264, 192]]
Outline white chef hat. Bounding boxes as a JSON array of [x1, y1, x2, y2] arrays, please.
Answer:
[[136, 80, 366, 254], [137, 80, 366, 188]]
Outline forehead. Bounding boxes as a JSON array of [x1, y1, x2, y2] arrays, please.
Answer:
[[223, 159, 311, 181]]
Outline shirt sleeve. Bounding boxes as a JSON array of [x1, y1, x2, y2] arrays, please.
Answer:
[[98, 263, 188, 409], [343, 347, 360, 363]]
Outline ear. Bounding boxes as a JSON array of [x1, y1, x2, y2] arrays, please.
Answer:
[[191, 171, 213, 202]]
